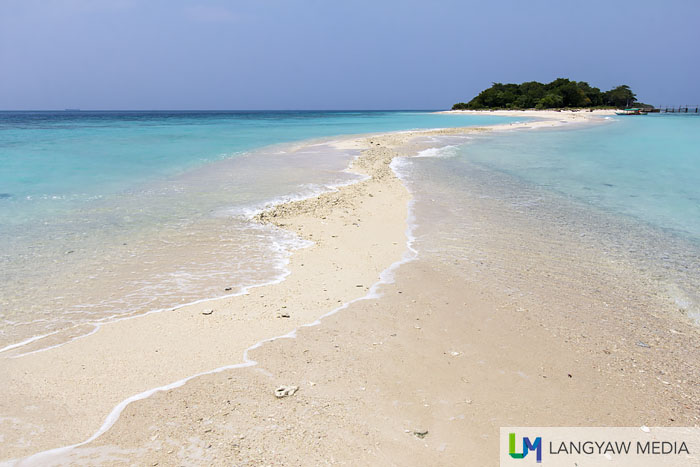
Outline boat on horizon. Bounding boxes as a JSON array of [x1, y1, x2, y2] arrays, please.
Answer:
[[615, 108, 648, 116]]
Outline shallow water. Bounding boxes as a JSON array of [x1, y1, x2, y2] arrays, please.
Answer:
[[0, 111, 517, 351], [458, 114, 700, 241], [397, 115, 700, 323]]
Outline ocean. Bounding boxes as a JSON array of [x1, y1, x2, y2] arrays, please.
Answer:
[[0, 110, 518, 353]]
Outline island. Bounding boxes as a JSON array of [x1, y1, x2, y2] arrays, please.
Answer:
[[452, 78, 651, 110]]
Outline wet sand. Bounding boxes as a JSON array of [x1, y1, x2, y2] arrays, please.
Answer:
[[7, 110, 699, 466]]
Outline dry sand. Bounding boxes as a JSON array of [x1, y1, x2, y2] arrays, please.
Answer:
[[4, 109, 698, 466]]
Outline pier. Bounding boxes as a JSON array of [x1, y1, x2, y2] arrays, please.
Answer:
[[657, 105, 699, 113]]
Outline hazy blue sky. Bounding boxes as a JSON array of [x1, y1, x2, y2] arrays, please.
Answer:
[[1, 0, 698, 110]]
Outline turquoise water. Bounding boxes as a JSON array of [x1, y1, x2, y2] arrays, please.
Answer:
[[0, 110, 515, 225], [396, 114, 700, 327], [0, 111, 518, 351], [459, 114, 700, 241], [4, 111, 696, 352]]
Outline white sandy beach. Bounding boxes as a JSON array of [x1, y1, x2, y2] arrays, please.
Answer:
[[3, 110, 699, 466]]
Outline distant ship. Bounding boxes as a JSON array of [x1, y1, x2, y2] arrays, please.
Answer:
[[64, 109, 81, 112]]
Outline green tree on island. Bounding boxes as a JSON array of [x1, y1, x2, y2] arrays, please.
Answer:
[[602, 85, 637, 108], [453, 79, 640, 110]]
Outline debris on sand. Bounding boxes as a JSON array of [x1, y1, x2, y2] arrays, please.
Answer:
[[413, 429, 429, 439], [274, 385, 299, 398]]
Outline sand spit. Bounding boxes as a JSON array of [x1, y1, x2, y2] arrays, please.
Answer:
[[5, 109, 662, 466], [2, 131, 412, 462]]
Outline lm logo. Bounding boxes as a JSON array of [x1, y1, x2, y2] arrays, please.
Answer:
[[509, 432, 542, 463]]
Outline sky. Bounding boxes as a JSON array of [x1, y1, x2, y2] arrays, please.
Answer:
[[0, 0, 698, 110]]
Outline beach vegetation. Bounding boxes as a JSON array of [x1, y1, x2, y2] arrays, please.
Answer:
[[602, 85, 637, 108], [453, 79, 641, 110]]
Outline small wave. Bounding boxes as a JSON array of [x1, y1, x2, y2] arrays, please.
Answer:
[[2, 224, 313, 359], [216, 175, 367, 220], [414, 145, 458, 159]]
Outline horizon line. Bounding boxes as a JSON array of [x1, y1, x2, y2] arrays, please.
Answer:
[[0, 108, 448, 113]]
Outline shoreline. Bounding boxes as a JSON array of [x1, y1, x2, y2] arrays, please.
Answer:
[[1, 110, 625, 464], [25, 106, 699, 466], [0, 109, 607, 357], [71, 107, 700, 465], [2, 130, 412, 462]]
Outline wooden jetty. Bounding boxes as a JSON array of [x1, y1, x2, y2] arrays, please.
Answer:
[[658, 105, 699, 113]]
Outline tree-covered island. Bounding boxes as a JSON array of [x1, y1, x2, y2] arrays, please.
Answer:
[[452, 79, 645, 110]]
